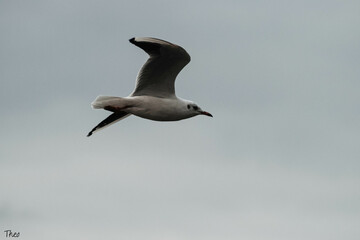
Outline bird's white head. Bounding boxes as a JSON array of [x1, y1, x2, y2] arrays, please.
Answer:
[[185, 101, 213, 118]]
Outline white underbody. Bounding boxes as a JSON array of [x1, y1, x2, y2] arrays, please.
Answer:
[[92, 95, 197, 121]]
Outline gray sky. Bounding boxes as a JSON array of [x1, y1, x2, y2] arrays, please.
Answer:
[[1, 0, 359, 239]]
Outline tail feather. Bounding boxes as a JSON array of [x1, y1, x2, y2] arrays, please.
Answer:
[[91, 96, 125, 109], [87, 111, 131, 137]]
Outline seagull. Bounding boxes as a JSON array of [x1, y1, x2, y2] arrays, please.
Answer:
[[87, 37, 212, 137]]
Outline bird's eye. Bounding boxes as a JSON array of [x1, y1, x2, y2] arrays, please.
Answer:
[[193, 106, 199, 110], [187, 104, 190, 109]]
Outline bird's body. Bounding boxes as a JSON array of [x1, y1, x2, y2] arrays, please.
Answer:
[[93, 95, 198, 121], [88, 37, 212, 137], [123, 96, 198, 121]]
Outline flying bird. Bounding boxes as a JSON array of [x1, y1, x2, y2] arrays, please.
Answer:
[[87, 37, 212, 137]]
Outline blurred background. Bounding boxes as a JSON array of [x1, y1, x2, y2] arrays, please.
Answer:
[[1, 0, 359, 239]]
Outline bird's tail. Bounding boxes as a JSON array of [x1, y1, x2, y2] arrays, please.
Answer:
[[91, 95, 127, 109], [88, 95, 132, 136]]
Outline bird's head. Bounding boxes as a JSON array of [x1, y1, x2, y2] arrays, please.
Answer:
[[186, 102, 213, 118]]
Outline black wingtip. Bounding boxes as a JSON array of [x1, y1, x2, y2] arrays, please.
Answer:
[[129, 37, 135, 44], [87, 131, 93, 137]]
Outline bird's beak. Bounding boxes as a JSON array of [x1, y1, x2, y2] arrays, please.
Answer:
[[200, 111, 213, 117]]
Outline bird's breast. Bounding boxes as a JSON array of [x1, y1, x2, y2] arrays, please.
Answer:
[[126, 96, 191, 121]]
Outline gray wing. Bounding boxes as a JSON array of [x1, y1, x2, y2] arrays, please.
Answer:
[[87, 111, 130, 137], [129, 37, 191, 98]]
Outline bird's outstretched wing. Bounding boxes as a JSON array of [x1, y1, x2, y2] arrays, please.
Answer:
[[87, 111, 130, 137], [129, 37, 191, 98]]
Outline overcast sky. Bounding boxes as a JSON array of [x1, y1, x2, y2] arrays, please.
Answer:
[[1, 0, 360, 239]]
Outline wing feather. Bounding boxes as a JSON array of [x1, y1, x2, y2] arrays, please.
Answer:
[[87, 111, 130, 137], [129, 37, 191, 98]]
